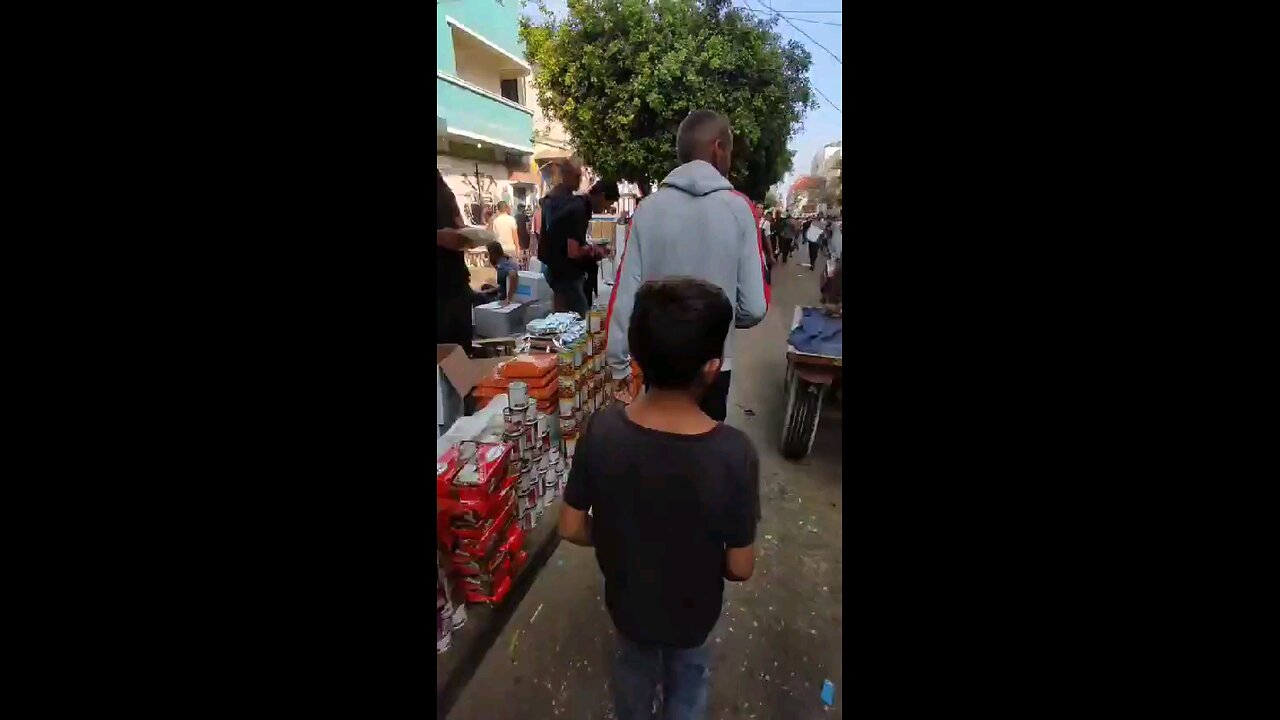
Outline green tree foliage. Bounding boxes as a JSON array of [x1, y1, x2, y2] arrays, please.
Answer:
[[521, 0, 816, 201], [764, 188, 780, 208]]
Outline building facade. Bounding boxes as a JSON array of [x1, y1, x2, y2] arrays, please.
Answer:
[[436, 1, 538, 223]]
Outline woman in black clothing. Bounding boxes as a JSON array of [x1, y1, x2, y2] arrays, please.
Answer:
[[436, 170, 475, 355]]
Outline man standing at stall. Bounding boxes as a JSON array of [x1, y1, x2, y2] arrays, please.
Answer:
[[436, 169, 475, 355], [490, 201, 520, 257], [605, 109, 769, 422]]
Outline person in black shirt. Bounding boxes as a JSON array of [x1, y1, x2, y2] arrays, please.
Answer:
[[436, 169, 474, 354], [560, 277, 760, 720], [537, 161, 610, 316], [579, 180, 620, 308]]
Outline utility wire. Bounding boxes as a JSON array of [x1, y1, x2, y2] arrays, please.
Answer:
[[737, 0, 844, 113], [749, 0, 843, 65], [737, 7, 841, 26]]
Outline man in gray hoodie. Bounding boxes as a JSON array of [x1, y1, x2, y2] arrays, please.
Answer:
[[605, 110, 769, 421]]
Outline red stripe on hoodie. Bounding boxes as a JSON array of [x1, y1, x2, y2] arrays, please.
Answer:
[[603, 216, 632, 351], [729, 190, 772, 309]]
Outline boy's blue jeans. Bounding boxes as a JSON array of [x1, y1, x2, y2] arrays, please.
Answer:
[[612, 632, 711, 720]]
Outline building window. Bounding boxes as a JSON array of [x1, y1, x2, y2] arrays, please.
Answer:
[[500, 78, 521, 104]]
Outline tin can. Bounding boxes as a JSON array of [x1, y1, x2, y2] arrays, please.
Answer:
[[519, 508, 534, 531], [560, 415, 576, 436], [572, 341, 583, 369], [517, 486, 536, 513], [558, 395, 574, 418], [438, 593, 453, 653], [536, 412, 549, 436], [558, 347, 574, 370], [565, 432, 578, 459], [502, 408, 521, 436], [524, 403, 537, 424], [519, 464, 534, 492], [588, 308, 603, 333], [541, 429, 552, 453], [508, 380, 529, 409]]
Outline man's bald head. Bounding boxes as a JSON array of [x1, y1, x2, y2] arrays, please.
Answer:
[[677, 110, 733, 176]]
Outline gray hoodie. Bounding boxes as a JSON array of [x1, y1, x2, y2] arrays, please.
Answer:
[[605, 160, 769, 380]]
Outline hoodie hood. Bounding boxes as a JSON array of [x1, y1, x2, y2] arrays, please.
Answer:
[[659, 160, 733, 197]]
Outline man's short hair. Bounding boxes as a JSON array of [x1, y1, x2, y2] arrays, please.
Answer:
[[629, 278, 733, 390], [589, 180, 620, 202], [496, 201, 509, 213], [676, 110, 732, 164], [485, 240, 504, 257]]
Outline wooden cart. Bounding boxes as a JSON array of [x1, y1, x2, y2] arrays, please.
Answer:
[[782, 305, 842, 460]]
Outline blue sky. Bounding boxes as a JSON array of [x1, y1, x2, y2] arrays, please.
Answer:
[[520, 0, 842, 198]]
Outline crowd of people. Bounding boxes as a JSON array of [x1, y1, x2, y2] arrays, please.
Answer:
[[437, 108, 840, 720], [761, 208, 841, 271]]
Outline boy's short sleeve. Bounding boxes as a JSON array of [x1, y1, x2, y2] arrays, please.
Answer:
[[722, 438, 760, 549], [562, 421, 593, 512]]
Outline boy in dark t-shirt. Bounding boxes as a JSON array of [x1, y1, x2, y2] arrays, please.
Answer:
[[560, 277, 760, 720]]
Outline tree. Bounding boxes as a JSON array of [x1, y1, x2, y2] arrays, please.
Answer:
[[764, 188, 780, 208], [521, 0, 816, 201]]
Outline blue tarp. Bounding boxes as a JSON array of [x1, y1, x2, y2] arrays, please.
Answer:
[[788, 308, 842, 357]]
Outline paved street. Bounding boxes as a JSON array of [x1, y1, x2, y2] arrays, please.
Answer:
[[448, 251, 844, 719]]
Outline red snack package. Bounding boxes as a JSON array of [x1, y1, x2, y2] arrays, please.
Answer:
[[437, 442, 514, 505], [454, 501, 515, 559]]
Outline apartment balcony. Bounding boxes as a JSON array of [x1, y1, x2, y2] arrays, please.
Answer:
[[437, 72, 534, 156], [437, 9, 533, 159]]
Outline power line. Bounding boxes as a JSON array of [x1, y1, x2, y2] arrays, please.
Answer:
[[737, 7, 840, 26], [749, 0, 842, 65], [810, 85, 842, 114], [733, 1, 842, 114]]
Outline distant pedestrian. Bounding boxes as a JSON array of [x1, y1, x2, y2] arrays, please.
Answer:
[[560, 277, 760, 720], [803, 215, 824, 270], [490, 201, 520, 256], [778, 213, 796, 264]]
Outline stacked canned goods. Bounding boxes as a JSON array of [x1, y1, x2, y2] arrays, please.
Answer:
[[588, 304, 608, 414]]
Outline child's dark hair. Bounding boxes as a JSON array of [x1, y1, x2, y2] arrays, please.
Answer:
[[628, 278, 733, 390], [589, 179, 620, 202], [485, 240, 504, 258]]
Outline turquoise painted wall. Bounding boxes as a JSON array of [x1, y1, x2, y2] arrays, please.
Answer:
[[436, 0, 524, 73], [438, 75, 533, 151]]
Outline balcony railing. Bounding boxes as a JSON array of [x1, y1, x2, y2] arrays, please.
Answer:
[[437, 72, 534, 154]]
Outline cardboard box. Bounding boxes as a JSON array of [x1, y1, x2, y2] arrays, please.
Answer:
[[512, 271, 553, 304], [522, 299, 553, 324], [436, 345, 505, 438], [473, 301, 528, 339]]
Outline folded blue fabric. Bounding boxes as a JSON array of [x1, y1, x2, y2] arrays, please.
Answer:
[[788, 308, 842, 357]]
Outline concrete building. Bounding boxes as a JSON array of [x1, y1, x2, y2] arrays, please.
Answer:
[[436, 1, 537, 223]]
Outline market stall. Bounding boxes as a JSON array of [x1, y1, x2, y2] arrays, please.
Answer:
[[437, 306, 615, 679]]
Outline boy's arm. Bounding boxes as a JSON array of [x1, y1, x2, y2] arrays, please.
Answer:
[[723, 440, 761, 581], [558, 420, 595, 546]]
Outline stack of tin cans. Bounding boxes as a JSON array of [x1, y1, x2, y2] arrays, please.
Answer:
[[503, 380, 561, 531]]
